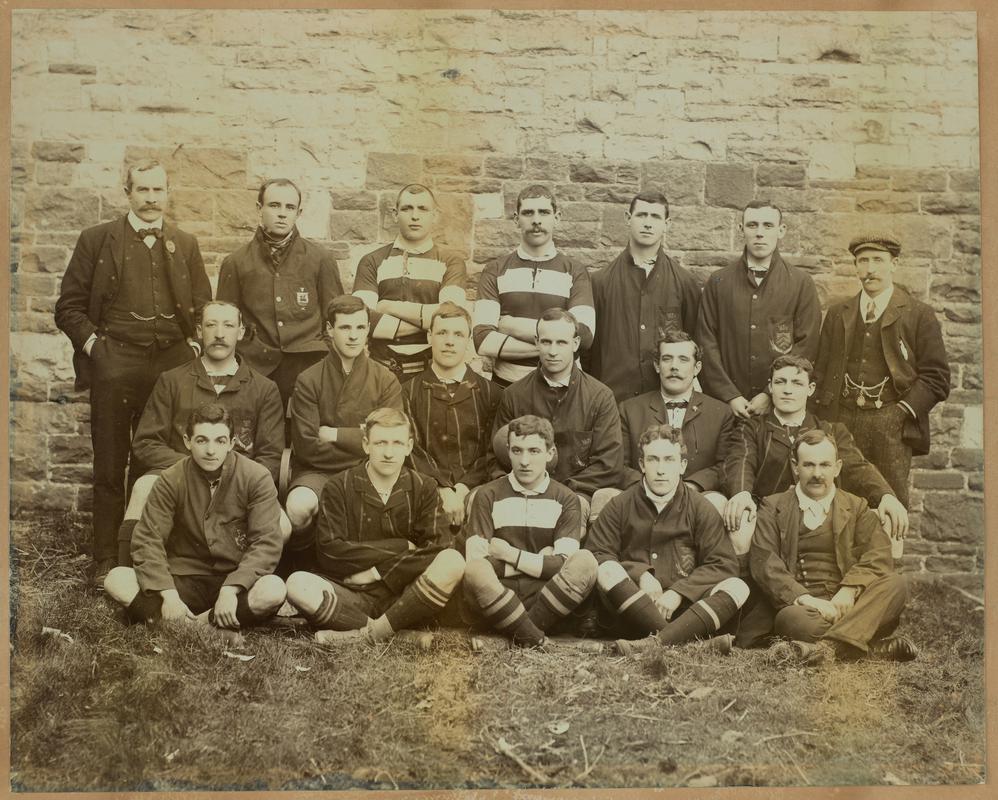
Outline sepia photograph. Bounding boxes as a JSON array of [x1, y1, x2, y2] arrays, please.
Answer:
[[6, 3, 988, 794]]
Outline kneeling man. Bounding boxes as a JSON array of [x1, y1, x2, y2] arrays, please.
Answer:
[[748, 429, 915, 662], [462, 415, 597, 647], [587, 424, 749, 649], [104, 403, 287, 631], [286, 408, 465, 644]]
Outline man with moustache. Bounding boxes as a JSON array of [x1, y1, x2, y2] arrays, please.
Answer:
[[586, 424, 749, 651], [217, 178, 344, 409], [473, 185, 595, 387], [460, 415, 598, 647], [103, 403, 287, 635], [747, 429, 915, 663], [588, 190, 701, 402], [813, 233, 950, 549], [284, 295, 402, 556], [55, 159, 211, 585], [402, 302, 503, 528], [697, 201, 821, 421], [119, 300, 287, 563], [492, 309, 622, 526], [285, 407, 465, 646], [353, 184, 468, 382]]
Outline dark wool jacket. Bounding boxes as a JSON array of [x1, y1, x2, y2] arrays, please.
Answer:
[[55, 216, 210, 390], [290, 350, 402, 478], [618, 390, 736, 492], [586, 481, 738, 602], [493, 366, 622, 497], [749, 487, 893, 610], [131, 452, 283, 593], [217, 228, 343, 375], [403, 366, 503, 490], [813, 286, 950, 456], [696, 251, 821, 402], [132, 357, 285, 485], [314, 465, 450, 594], [723, 411, 893, 506], [587, 248, 701, 402]]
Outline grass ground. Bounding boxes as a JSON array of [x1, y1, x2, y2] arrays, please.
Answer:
[[9, 512, 986, 791]]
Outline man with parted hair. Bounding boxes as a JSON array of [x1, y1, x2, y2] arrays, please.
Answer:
[[459, 415, 598, 647], [55, 158, 211, 585], [104, 402, 287, 634], [402, 301, 503, 527], [696, 201, 821, 421], [746, 429, 915, 663], [285, 407, 465, 645], [492, 308, 622, 525], [217, 177, 344, 409], [473, 184, 595, 386], [588, 190, 701, 402], [285, 295, 402, 553], [119, 300, 287, 563], [586, 423, 750, 652], [353, 183, 468, 382]]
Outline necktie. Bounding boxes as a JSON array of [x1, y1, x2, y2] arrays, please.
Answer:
[[749, 268, 767, 284], [136, 228, 162, 240], [664, 401, 689, 410], [865, 300, 876, 323]]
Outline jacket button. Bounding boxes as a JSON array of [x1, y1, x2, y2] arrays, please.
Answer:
[[276, 296, 282, 302], [278, 321, 284, 327], [651, 553, 658, 559]]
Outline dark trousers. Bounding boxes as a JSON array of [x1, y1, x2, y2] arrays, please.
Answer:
[[838, 402, 913, 506], [89, 334, 192, 562], [268, 350, 327, 416]]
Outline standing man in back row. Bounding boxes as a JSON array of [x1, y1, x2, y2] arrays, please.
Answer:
[[217, 178, 344, 410], [697, 201, 821, 420], [473, 185, 595, 386], [353, 183, 467, 383], [588, 190, 701, 403]]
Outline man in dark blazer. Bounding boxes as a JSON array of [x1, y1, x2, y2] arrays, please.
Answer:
[[696, 201, 821, 421], [744, 429, 915, 663], [587, 190, 701, 403], [55, 159, 210, 585], [619, 331, 735, 496], [813, 232, 950, 528]]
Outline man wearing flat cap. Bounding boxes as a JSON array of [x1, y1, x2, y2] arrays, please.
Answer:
[[812, 232, 950, 556]]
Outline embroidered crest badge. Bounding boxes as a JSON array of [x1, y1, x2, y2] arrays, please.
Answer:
[[296, 288, 309, 306], [770, 319, 794, 354], [165, 240, 176, 254]]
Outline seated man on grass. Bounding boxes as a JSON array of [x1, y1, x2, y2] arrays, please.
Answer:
[[285, 407, 465, 646], [746, 429, 915, 664], [104, 403, 287, 637], [586, 423, 749, 654], [460, 415, 598, 648]]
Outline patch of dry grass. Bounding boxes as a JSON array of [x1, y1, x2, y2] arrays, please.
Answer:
[[9, 512, 986, 790]]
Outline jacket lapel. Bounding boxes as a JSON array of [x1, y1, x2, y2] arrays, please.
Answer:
[[110, 217, 127, 277], [841, 294, 860, 356], [830, 492, 854, 573], [880, 287, 907, 330], [648, 392, 668, 425], [683, 391, 705, 426]]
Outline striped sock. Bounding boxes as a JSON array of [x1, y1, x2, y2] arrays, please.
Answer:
[[605, 577, 667, 636], [306, 589, 370, 631], [383, 573, 453, 634], [480, 587, 545, 647], [657, 592, 738, 646], [530, 571, 594, 632]]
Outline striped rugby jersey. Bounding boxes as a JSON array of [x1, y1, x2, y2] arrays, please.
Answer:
[[472, 251, 595, 384]]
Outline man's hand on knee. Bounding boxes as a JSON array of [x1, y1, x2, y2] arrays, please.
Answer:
[[160, 589, 195, 621], [213, 585, 241, 629]]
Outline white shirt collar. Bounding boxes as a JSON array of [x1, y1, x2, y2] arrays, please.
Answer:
[[643, 479, 678, 512], [202, 356, 239, 377], [431, 363, 467, 384], [516, 242, 558, 262], [629, 247, 659, 275], [795, 484, 836, 529], [859, 285, 894, 322], [127, 211, 163, 232], [541, 370, 571, 389], [392, 235, 434, 255], [774, 408, 807, 427], [508, 471, 550, 496]]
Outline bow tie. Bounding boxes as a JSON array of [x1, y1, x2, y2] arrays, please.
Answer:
[[665, 401, 689, 410], [136, 228, 162, 240], [749, 268, 768, 279]]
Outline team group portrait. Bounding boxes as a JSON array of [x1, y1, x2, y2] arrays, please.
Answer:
[[8, 7, 986, 793]]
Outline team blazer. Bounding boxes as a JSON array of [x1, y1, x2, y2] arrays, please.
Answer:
[[812, 286, 950, 456], [749, 486, 893, 610], [54, 216, 210, 390], [618, 390, 735, 492]]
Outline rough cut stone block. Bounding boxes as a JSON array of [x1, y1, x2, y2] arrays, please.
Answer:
[[553, 222, 600, 249], [569, 160, 616, 184], [559, 202, 602, 222], [705, 163, 754, 209], [329, 210, 379, 243], [484, 156, 524, 179], [331, 189, 378, 211], [473, 219, 520, 249], [49, 63, 96, 75], [34, 162, 78, 186], [170, 189, 214, 227], [930, 276, 979, 305], [214, 190, 258, 235], [366, 152, 423, 190], [911, 471, 966, 490], [921, 193, 980, 215], [948, 169, 980, 192], [423, 155, 481, 176], [31, 141, 85, 163], [524, 156, 570, 181], [10, 434, 48, 481], [668, 207, 733, 251], [855, 194, 919, 214], [11, 481, 75, 515], [640, 161, 705, 206], [435, 193, 473, 252], [920, 492, 983, 545], [582, 184, 638, 204], [756, 163, 806, 187], [924, 555, 977, 574], [24, 188, 100, 231], [431, 176, 503, 194]]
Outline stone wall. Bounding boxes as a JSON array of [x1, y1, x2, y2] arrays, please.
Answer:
[[8, 9, 982, 579]]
